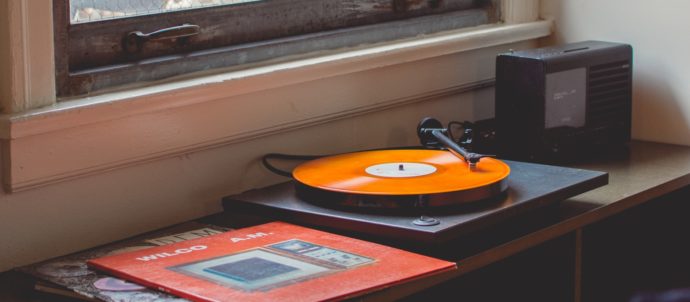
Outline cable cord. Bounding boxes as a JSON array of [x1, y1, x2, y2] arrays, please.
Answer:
[[262, 153, 323, 178]]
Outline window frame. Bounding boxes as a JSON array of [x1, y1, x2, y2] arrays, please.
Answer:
[[2, 0, 546, 192], [53, 0, 500, 97]]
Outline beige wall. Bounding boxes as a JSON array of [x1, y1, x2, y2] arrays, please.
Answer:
[[10, 0, 688, 272], [0, 39, 535, 271], [541, 0, 690, 145], [0, 89, 488, 271]]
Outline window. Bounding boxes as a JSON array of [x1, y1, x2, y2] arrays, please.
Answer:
[[54, 0, 499, 97]]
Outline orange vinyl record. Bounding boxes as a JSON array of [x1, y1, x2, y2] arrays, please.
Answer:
[[292, 149, 510, 208]]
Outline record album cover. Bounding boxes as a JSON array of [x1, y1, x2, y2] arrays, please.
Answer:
[[87, 221, 457, 302]]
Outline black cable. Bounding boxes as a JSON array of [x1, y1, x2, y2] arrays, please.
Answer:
[[262, 153, 323, 178]]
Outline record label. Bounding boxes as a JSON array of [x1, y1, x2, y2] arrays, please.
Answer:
[[365, 162, 437, 178]]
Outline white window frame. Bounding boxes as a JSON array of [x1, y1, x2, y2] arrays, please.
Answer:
[[0, 0, 546, 192]]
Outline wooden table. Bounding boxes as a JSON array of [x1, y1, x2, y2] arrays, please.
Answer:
[[4, 140, 690, 301]]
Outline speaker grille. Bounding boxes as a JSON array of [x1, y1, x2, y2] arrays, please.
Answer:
[[587, 60, 631, 126]]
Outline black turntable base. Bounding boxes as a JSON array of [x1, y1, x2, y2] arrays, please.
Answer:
[[222, 160, 607, 243]]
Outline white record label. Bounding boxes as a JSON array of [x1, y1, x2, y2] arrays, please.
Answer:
[[365, 162, 437, 178]]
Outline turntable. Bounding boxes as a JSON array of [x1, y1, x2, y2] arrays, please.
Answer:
[[223, 118, 607, 243]]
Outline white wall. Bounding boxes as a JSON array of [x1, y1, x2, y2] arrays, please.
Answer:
[[8, 0, 685, 275], [0, 41, 535, 272], [541, 0, 690, 145], [0, 91, 476, 270], [17, 0, 689, 272]]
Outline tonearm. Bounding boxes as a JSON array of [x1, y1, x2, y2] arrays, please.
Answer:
[[417, 117, 494, 170]]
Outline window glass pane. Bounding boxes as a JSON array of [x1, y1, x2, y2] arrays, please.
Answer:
[[69, 0, 259, 23], [56, 0, 499, 97]]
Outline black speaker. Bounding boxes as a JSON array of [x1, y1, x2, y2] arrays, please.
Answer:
[[495, 40, 632, 163]]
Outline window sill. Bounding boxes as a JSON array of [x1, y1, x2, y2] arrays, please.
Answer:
[[0, 20, 551, 192]]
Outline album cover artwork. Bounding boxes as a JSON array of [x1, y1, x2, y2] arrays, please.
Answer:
[[88, 222, 457, 302], [16, 222, 230, 302]]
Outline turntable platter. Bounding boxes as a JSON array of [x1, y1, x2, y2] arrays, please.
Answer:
[[292, 149, 510, 207]]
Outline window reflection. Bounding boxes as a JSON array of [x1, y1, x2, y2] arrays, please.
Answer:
[[70, 0, 260, 23]]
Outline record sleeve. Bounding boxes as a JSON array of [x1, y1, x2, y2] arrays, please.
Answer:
[[87, 221, 457, 302]]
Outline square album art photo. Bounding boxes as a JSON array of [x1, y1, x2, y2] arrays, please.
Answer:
[[169, 248, 335, 292]]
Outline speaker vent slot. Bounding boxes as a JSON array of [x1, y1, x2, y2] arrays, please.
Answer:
[[587, 60, 631, 126]]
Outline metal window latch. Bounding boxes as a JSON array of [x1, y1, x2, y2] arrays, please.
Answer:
[[123, 23, 200, 54]]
